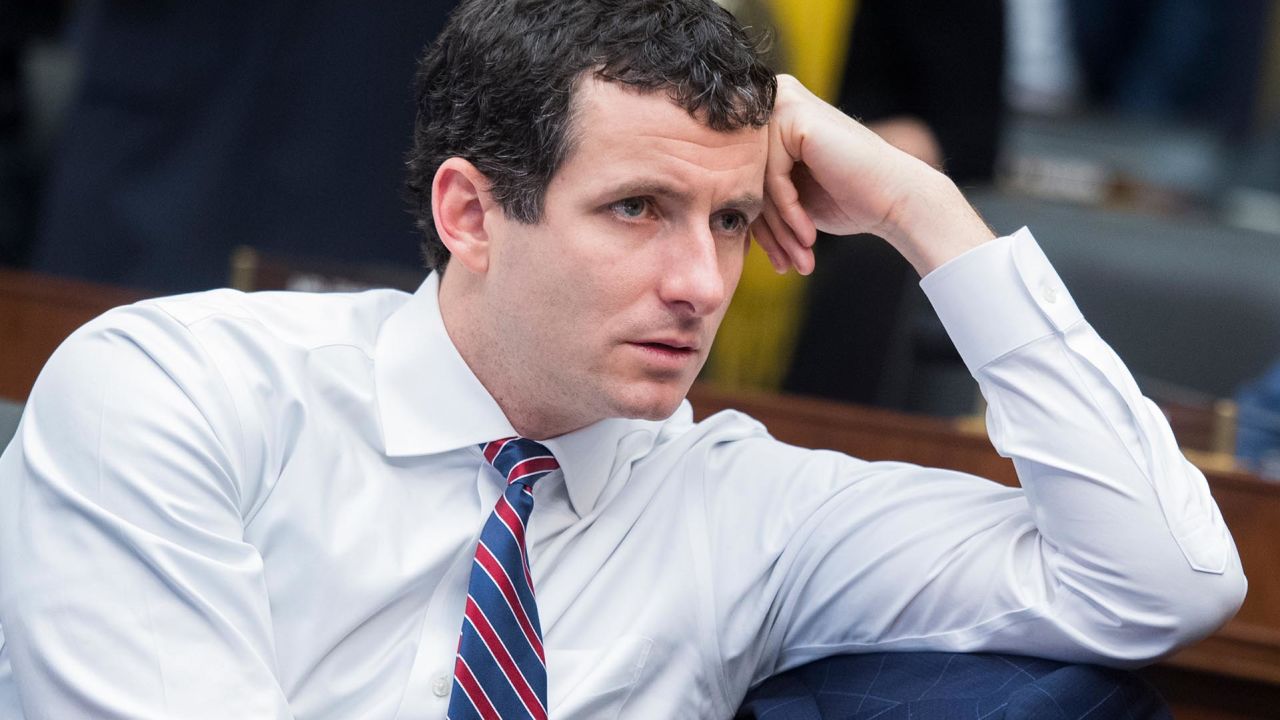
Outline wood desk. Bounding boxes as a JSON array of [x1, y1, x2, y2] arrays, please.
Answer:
[[0, 268, 146, 401]]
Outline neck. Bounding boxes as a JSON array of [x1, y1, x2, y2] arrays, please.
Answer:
[[437, 270, 588, 440]]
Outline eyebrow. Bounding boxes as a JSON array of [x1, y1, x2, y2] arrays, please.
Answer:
[[603, 181, 764, 219], [722, 193, 765, 220]]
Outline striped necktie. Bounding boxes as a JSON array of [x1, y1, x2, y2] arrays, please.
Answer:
[[448, 437, 558, 720]]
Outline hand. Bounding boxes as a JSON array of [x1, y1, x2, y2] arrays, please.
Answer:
[[752, 75, 994, 277]]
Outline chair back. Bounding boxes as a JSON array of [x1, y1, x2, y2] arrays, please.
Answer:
[[0, 399, 23, 449], [971, 191, 1280, 400], [229, 246, 423, 293]]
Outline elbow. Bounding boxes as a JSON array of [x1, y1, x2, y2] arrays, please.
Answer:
[[1175, 564, 1248, 645], [1067, 552, 1248, 667], [1162, 535, 1249, 651], [1118, 563, 1248, 665], [1119, 520, 1249, 662]]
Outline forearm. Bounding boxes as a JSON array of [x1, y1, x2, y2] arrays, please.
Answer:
[[922, 231, 1246, 657], [732, 232, 1245, 678], [878, 168, 994, 276], [753, 74, 1244, 668]]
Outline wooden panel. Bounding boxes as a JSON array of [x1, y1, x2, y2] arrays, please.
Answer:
[[1143, 664, 1280, 720], [0, 269, 145, 401], [229, 245, 421, 293]]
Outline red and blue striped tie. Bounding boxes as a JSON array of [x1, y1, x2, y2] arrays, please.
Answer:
[[448, 437, 558, 720]]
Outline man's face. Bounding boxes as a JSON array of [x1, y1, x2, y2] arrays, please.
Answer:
[[482, 79, 769, 434]]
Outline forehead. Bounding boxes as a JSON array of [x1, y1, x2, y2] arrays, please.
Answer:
[[552, 78, 768, 200]]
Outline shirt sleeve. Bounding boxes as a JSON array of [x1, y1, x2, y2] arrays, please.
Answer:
[[0, 304, 294, 718], [703, 229, 1247, 689]]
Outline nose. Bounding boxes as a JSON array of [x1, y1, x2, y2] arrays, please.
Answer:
[[658, 225, 728, 318]]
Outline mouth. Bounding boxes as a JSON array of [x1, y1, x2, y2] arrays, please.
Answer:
[[631, 337, 698, 352], [627, 340, 700, 365]]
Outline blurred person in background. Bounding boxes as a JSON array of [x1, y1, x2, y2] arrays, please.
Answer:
[[0, 1, 67, 268], [1236, 361, 1280, 479], [26, 0, 458, 294], [1067, 0, 1266, 137], [784, 0, 1005, 412], [836, 0, 1005, 181]]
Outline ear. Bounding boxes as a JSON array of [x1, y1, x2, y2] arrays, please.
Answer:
[[432, 157, 497, 274]]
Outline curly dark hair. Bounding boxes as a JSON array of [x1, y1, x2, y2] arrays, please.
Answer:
[[405, 0, 777, 272]]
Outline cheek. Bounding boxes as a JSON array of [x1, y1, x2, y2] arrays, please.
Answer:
[[720, 238, 749, 294], [584, 249, 654, 303]]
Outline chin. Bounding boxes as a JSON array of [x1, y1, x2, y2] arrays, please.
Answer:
[[606, 381, 690, 422]]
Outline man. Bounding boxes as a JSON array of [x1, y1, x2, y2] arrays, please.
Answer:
[[0, 1, 1245, 718]]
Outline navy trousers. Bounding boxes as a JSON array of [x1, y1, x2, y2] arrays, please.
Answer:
[[737, 653, 1171, 719]]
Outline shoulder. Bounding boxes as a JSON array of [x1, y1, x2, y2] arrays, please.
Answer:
[[139, 286, 412, 357], [20, 287, 414, 516], [658, 400, 965, 509], [37, 286, 414, 414], [54, 286, 415, 399], [652, 403, 854, 487]]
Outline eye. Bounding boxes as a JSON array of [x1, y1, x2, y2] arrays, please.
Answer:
[[609, 197, 651, 220], [713, 211, 748, 234]]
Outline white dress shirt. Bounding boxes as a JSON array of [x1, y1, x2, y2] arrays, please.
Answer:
[[0, 229, 1246, 719]]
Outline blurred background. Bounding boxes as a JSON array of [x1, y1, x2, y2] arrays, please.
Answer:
[[5, 0, 1280, 473]]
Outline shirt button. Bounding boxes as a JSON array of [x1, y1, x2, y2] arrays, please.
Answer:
[[1041, 284, 1059, 304], [433, 674, 451, 698]]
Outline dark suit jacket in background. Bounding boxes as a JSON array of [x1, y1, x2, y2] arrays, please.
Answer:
[[784, 0, 1004, 413], [33, 0, 458, 294]]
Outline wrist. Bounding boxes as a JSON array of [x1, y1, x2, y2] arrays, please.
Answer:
[[880, 169, 995, 276]]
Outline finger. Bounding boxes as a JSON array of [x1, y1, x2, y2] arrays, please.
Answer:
[[755, 205, 797, 274], [760, 196, 814, 275], [762, 105, 819, 255], [764, 164, 818, 249], [750, 217, 787, 274], [791, 241, 816, 276]]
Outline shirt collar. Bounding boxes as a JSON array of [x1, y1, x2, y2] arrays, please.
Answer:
[[373, 273, 667, 517], [541, 415, 666, 516]]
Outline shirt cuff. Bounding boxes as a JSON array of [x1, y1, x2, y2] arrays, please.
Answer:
[[919, 227, 1084, 373]]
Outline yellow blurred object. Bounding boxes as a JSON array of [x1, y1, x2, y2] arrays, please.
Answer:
[[703, 243, 808, 388], [704, 0, 857, 391], [765, 0, 857, 101]]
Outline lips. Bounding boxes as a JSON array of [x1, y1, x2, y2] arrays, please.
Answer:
[[626, 338, 700, 371], [631, 339, 698, 353]]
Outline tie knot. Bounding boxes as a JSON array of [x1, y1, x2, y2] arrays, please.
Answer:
[[481, 437, 559, 488]]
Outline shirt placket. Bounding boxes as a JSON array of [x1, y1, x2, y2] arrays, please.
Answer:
[[395, 457, 503, 717]]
